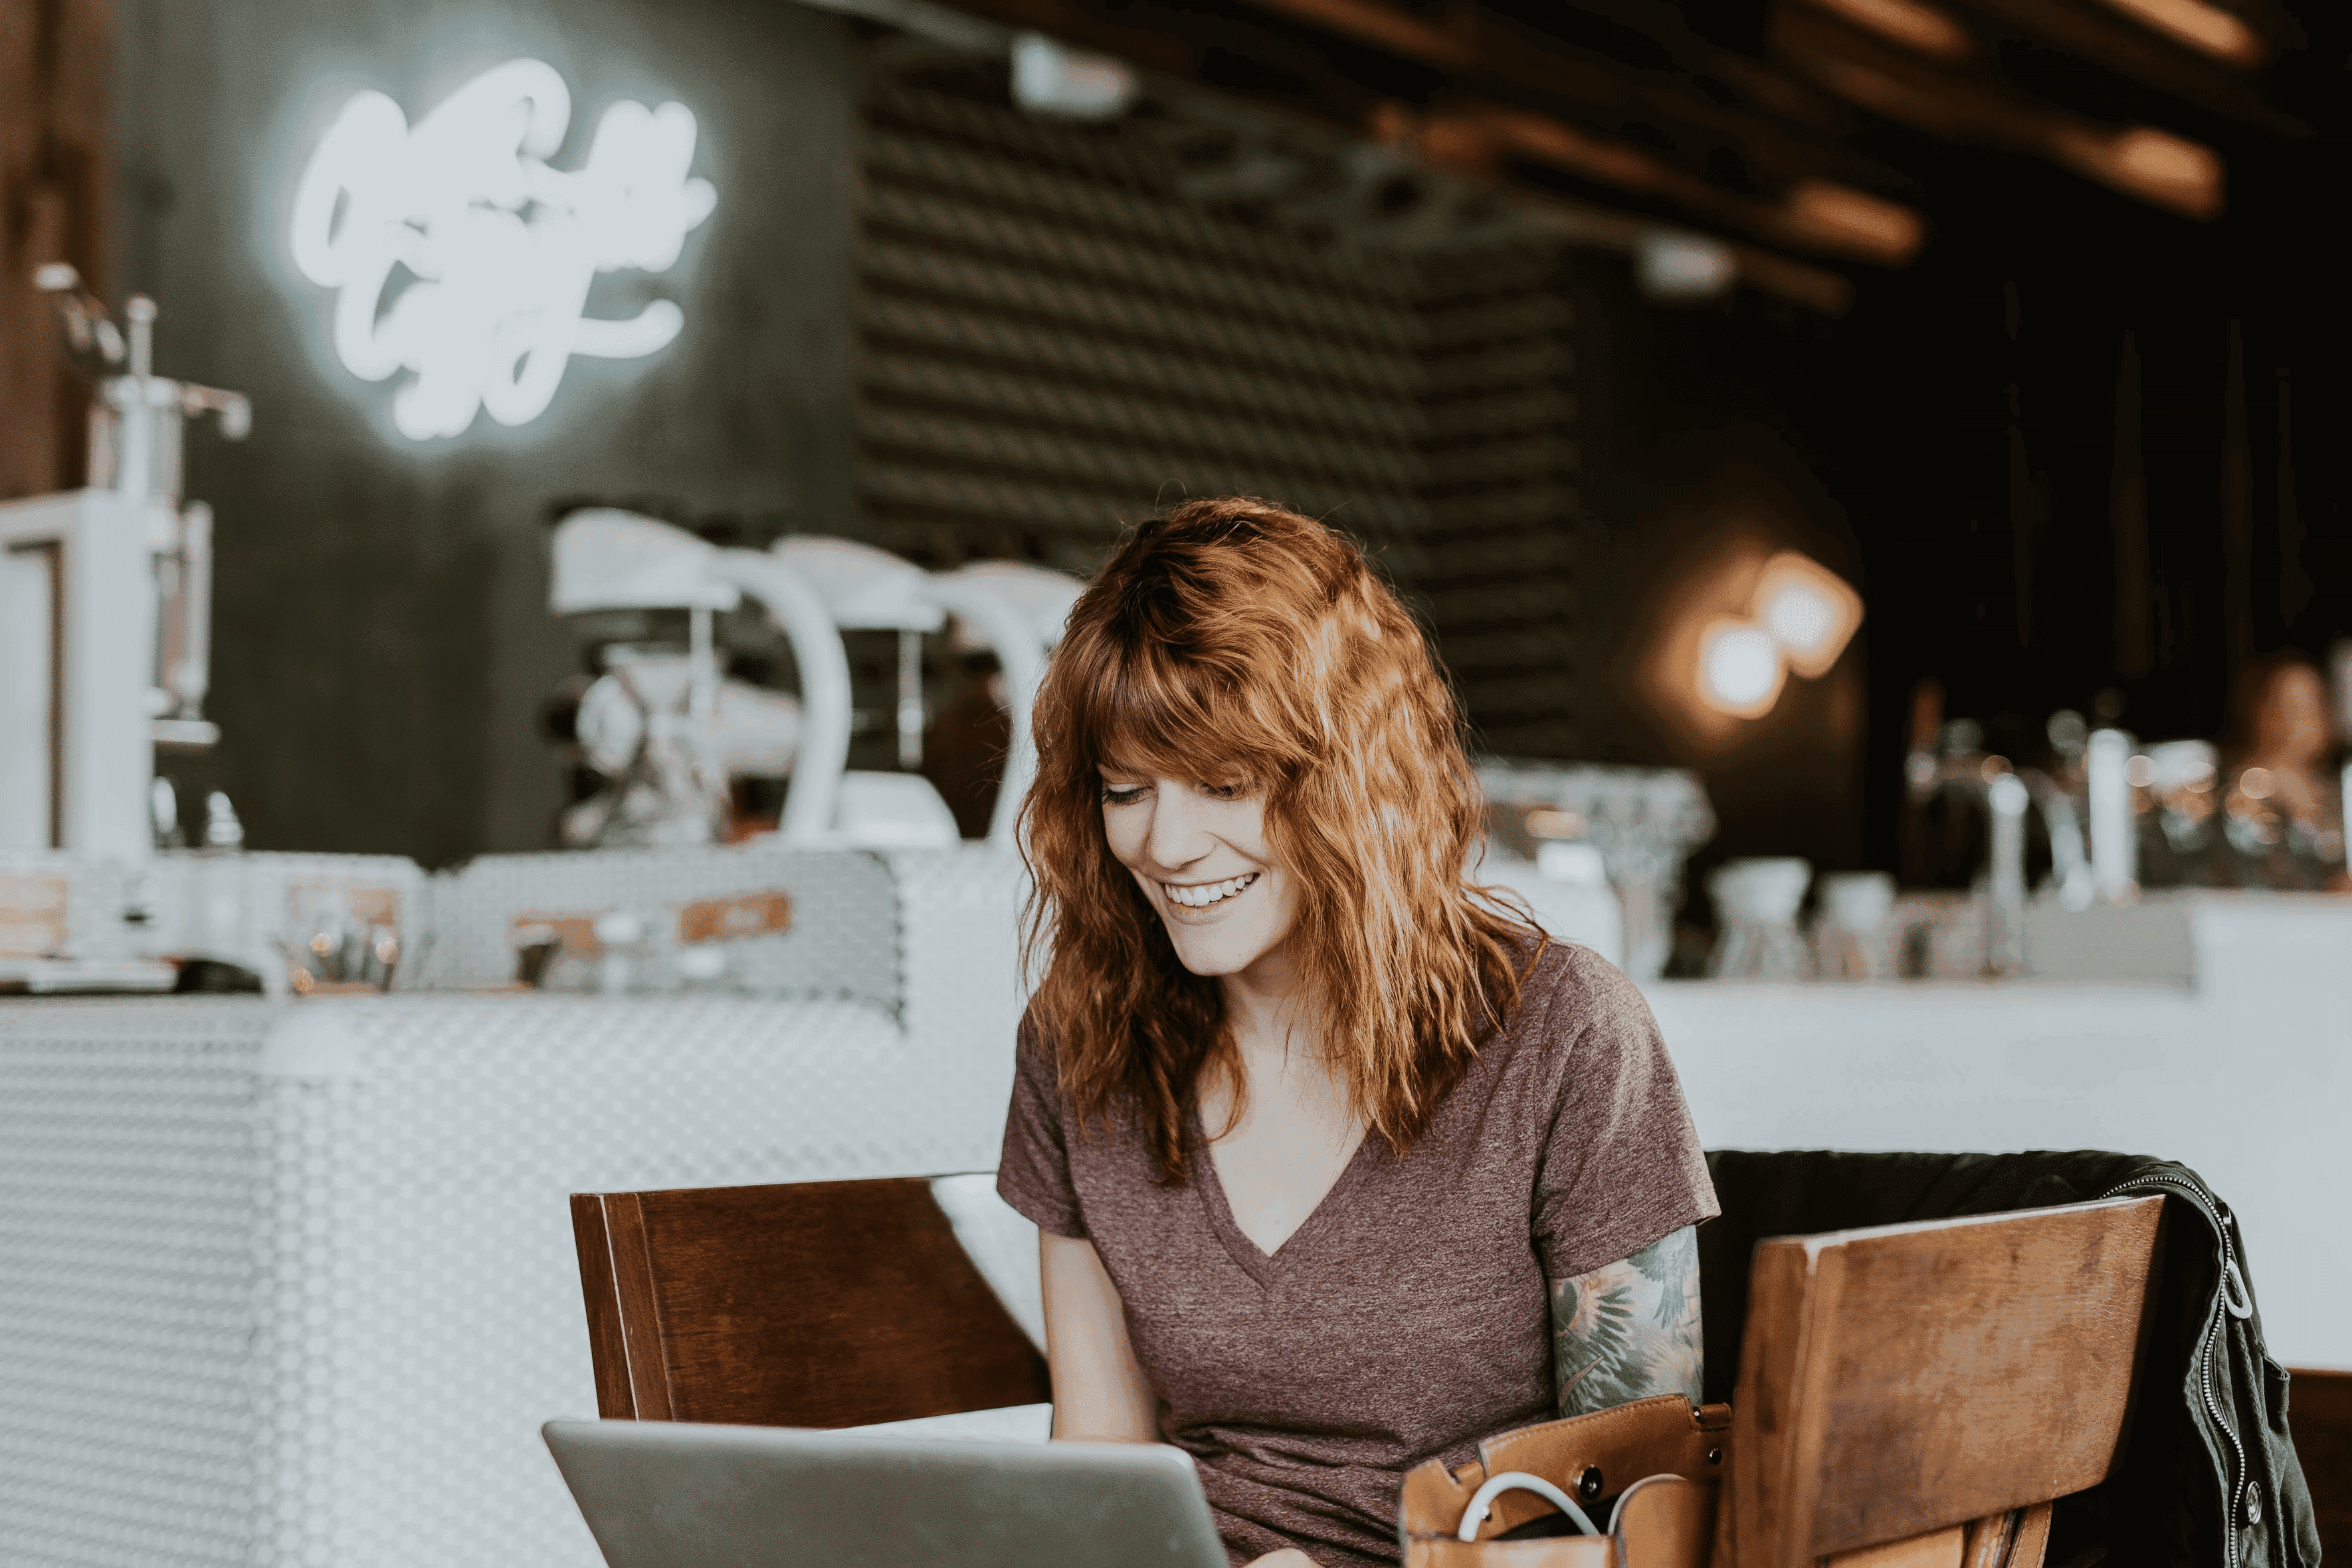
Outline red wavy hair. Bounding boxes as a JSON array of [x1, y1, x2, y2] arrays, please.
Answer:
[[1019, 496, 1537, 1181]]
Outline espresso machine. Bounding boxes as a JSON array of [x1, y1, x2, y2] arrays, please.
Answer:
[[0, 267, 248, 860]]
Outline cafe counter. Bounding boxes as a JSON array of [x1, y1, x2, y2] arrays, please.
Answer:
[[0, 848, 1029, 1568], [4, 869, 2344, 1568], [1652, 890, 2352, 1371]]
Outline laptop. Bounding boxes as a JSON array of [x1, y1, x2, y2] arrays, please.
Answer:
[[542, 1418, 1232, 1568]]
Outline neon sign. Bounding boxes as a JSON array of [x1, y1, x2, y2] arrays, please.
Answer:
[[288, 59, 716, 441]]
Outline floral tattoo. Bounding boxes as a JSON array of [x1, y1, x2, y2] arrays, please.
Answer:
[[1549, 1225, 1704, 1417]]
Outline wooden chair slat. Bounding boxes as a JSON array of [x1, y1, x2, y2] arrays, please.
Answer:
[[1727, 1195, 2162, 1567], [569, 1175, 1050, 1430], [569, 1192, 637, 1420]]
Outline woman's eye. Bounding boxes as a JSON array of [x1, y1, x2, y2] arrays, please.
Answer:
[[1100, 784, 1147, 806], [1200, 781, 1250, 801]]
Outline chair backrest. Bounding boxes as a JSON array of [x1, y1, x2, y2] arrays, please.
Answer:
[[569, 1176, 1050, 1428], [1725, 1195, 2163, 1568], [2290, 1365, 2352, 1561]]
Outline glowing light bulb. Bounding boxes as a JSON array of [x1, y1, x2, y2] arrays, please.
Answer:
[[1748, 552, 1862, 676], [1697, 617, 1786, 718], [288, 59, 716, 441], [1761, 579, 1834, 654]]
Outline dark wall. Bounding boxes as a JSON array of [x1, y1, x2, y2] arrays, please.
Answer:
[[1569, 250, 1868, 880], [1826, 130, 2352, 875], [116, 0, 862, 864], [1567, 74, 2352, 884]]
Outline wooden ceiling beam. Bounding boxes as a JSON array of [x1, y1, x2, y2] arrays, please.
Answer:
[[925, 0, 1876, 306], [2082, 0, 2264, 69], [1403, 100, 1919, 264], [1944, 0, 2298, 132], [1505, 189, 1859, 316], [1221, 0, 1923, 262], [1791, 0, 2293, 132], [1798, 0, 1977, 64], [1241, 0, 1477, 72], [1773, 5, 2226, 218], [1722, 241, 1859, 317], [1246, 0, 1913, 196]]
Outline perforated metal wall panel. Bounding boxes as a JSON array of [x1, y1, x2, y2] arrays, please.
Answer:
[[1418, 247, 1587, 757], [850, 78, 1589, 751], [853, 80, 1432, 575]]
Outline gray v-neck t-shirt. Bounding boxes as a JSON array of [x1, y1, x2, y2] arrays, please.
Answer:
[[996, 940, 1718, 1567]]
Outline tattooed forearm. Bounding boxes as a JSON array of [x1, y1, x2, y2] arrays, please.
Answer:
[[1549, 1225, 1704, 1417]]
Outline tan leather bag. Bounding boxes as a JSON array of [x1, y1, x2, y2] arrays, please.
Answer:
[[1399, 1395, 1732, 1568]]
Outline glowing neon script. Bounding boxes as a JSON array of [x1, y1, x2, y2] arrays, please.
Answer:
[[289, 59, 716, 441]]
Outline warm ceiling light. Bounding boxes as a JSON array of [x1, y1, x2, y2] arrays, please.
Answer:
[[1684, 551, 1860, 720], [1697, 617, 1787, 718], [1636, 231, 1737, 302], [1750, 551, 1862, 678]]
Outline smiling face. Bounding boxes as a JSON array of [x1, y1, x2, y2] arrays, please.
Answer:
[[1098, 766, 1301, 989]]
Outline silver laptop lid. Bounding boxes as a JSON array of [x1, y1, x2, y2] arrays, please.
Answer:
[[542, 1419, 1230, 1568]]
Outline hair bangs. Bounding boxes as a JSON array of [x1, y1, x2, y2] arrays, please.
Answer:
[[1080, 629, 1302, 789]]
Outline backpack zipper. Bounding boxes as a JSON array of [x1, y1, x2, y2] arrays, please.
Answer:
[[2101, 1172, 2248, 1568]]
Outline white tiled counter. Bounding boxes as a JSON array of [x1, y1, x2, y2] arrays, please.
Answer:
[[0, 847, 1030, 1568], [1, 993, 987, 1568], [1648, 892, 2352, 1367]]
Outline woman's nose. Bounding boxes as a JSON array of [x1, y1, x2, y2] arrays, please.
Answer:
[[1145, 784, 1215, 869]]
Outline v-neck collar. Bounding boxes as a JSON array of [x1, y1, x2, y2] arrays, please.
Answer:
[[1187, 1103, 1381, 1288]]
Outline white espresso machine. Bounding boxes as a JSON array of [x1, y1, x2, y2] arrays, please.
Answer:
[[0, 268, 248, 860]]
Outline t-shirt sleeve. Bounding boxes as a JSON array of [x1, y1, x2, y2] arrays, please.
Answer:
[[995, 1013, 1088, 1238], [1529, 946, 1719, 1281]]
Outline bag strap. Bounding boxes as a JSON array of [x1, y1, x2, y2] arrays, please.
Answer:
[[1456, 1473, 1601, 1541], [1401, 1397, 1733, 1550], [1480, 1395, 1731, 1504]]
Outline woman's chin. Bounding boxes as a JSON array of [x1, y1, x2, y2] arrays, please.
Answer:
[[1166, 936, 1258, 977], [1162, 922, 1292, 982]]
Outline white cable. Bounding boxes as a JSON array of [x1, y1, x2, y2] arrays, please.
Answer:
[[1456, 1471, 1599, 1542]]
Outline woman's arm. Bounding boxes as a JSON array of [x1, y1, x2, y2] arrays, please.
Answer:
[[1040, 1234, 1309, 1566], [1039, 1230, 1159, 1442], [1549, 1225, 1704, 1418]]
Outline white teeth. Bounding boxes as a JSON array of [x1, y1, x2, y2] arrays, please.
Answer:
[[1164, 872, 1258, 908]]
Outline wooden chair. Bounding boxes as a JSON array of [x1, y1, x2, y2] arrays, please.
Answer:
[[1723, 1194, 2165, 1568], [2287, 1365, 2352, 1560], [567, 1178, 2167, 1568], [569, 1176, 1049, 1428]]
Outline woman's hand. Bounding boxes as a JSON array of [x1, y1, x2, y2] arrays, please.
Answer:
[[1245, 1551, 1320, 1567]]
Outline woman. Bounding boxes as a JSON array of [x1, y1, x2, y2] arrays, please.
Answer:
[[2217, 652, 2349, 890], [997, 498, 1717, 1568]]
